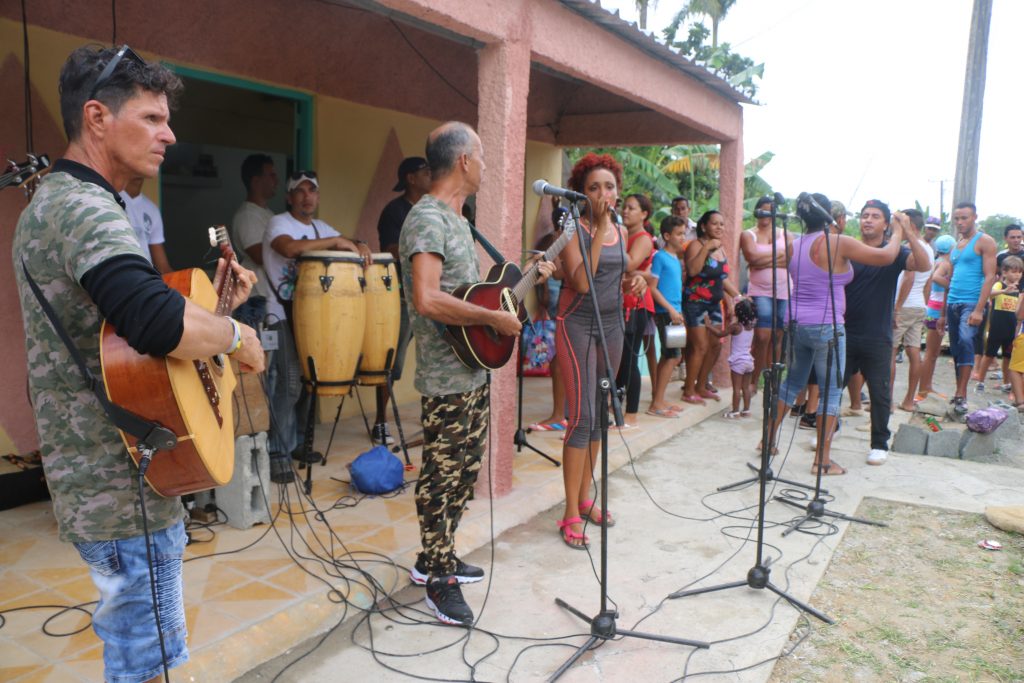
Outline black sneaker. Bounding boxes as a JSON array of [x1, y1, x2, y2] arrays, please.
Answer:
[[798, 413, 817, 430], [425, 576, 474, 626], [411, 556, 485, 585], [371, 422, 395, 446], [951, 396, 969, 417], [790, 403, 806, 417]]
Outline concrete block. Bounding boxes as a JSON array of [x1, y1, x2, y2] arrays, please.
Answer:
[[925, 429, 961, 458], [219, 432, 272, 530], [892, 423, 929, 454], [959, 430, 997, 462], [916, 395, 949, 417], [993, 410, 1021, 452]]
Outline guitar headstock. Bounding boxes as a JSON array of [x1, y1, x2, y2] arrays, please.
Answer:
[[3, 153, 51, 200], [207, 225, 234, 260]]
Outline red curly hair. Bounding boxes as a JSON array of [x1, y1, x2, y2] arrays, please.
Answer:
[[568, 152, 623, 193]]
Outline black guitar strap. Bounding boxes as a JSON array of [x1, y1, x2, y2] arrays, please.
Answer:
[[468, 222, 508, 265], [19, 258, 178, 451]]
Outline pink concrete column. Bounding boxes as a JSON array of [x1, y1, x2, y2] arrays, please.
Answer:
[[474, 32, 532, 497], [714, 133, 744, 385]]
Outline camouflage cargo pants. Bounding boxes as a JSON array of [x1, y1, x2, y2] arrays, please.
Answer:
[[415, 383, 489, 577]]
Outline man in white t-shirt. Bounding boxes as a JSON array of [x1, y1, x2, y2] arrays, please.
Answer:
[[892, 209, 935, 411], [262, 170, 371, 459], [120, 176, 172, 273], [230, 154, 278, 326]]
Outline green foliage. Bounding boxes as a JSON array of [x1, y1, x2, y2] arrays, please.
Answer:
[[978, 213, 1023, 244], [566, 144, 776, 225], [660, 1, 760, 98]]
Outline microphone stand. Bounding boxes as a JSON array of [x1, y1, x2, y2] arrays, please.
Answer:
[[550, 201, 708, 682], [775, 206, 886, 534], [717, 205, 820, 495], [670, 198, 832, 624], [513, 324, 559, 466]]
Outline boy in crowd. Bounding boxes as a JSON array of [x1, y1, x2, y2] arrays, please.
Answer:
[[647, 216, 687, 417]]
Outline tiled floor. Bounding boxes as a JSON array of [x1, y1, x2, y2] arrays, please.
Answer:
[[0, 376, 713, 682]]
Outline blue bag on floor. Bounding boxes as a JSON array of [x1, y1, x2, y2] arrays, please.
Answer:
[[349, 445, 404, 494]]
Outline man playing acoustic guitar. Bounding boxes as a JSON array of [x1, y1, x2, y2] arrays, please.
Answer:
[[400, 121, 554, 626], [14, 45, 264, 683]]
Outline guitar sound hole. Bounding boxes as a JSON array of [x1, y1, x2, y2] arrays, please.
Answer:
[[211, 354, 225, 372]]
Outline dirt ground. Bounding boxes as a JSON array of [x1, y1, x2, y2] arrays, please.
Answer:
[[770, 498, 1024, 683]]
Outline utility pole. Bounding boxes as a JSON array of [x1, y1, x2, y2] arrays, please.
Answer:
[[952, 0, 992, 207]]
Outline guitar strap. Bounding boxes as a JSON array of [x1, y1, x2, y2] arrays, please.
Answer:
[[19, 258, 178, 451], [468, 222, 508, 265]]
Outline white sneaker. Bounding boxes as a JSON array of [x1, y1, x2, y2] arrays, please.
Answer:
[[866, 449, 888, 466]]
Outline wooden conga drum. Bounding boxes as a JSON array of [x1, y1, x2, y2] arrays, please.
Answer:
[[293, 251, 366, 395], [358, 253, 401, 385]]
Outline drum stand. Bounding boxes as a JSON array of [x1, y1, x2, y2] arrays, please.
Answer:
[[352, 349, 414, 469], [296, 357, 328, 496], [514, 328, 559, 467]]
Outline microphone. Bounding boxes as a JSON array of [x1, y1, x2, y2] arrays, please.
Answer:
[[798, 192, 835, 225], [754, 209, 798, 220], [532, 179, 587, 202]]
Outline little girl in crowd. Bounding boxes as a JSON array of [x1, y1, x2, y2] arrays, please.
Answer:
[[714, 298, 758, 419]]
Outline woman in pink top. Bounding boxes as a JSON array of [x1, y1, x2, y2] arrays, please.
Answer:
[[740, 196, 793, 388]]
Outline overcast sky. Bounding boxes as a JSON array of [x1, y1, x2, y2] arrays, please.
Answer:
[[598, 0, 1020, 221]]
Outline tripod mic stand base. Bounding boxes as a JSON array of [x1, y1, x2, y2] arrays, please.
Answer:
[[717, 461, 826, 494], [549, 598, 709, 682], [668, 563, 834, 624], [775, 495, 888, 537], [514, 429, 560, 467]]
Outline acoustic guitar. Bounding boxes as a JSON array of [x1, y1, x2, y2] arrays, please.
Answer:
[[100, 227, 239, 496], [444, 219, 577, 370]]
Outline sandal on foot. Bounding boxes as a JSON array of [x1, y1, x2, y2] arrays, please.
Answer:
[[645, 407, 679, 418], [739, 410, 752, 417], [529, 422, 557, 431], [682, 395, 706, 406], [811, 462, 847, 476], [723, 410, 742, 419], [557, 517, 589, 549], [579, 499, 615, 527]]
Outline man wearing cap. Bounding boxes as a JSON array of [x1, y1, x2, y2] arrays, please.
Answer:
[[891, 209, 935, 411], [923, 216, 941, 248], [941, 202, 998, 416], [229, 153, 278, 327], [997, 224, 1024, 269], [371, 157, 432, 444], [843, 200, 929, 466], [262, 171, 372, 458]]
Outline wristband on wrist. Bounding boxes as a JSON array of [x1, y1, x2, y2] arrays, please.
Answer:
[[225, 317, 243, 355]]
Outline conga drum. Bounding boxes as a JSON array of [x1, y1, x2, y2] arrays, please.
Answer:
[[293, 251, 366, 395], [358, 253, 401, 385]]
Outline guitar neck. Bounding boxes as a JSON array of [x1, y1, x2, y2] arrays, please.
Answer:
[[511, 226, 575, 304], [214, 254, 237, 317]]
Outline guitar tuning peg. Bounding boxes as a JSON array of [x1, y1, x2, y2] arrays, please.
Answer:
[[207, 227, 218, 247]]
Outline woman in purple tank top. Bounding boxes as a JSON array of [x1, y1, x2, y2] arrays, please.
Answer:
[[762, 193, 905, 475]]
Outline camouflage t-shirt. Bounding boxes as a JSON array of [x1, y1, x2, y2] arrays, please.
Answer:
[[398, 194, 485, 397], [13, 170, 185, 543]]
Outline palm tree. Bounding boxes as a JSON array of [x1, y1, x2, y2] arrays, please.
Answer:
[[635, 0, 657, 30], [664, 0, 738, 48]]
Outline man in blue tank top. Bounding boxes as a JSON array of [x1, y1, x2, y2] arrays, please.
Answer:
[[941, 202, 998, 416]]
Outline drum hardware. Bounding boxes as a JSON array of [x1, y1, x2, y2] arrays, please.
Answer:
[[319, 275, 333, 292], [382, 274, 393, 290], [358, 275, 366, 291]]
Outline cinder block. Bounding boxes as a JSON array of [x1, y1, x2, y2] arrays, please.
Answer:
[[925, 429, 961, 458], [219, 432, 272, 530], [960, 430, 997, 462], [892, 423, 929, 455], [993, 410, 1022, 452], [916, 395, 948, 417]]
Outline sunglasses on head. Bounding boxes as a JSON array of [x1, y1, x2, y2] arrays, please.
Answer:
[[288, 170, 318, 180], [88, 45, 146, 101]]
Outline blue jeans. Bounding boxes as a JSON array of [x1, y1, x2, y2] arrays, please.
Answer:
[[73, 521, 188, 682], [946, 302, 980, 368], [752, 295, 787, 329], [779, 324, 847, 416]]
